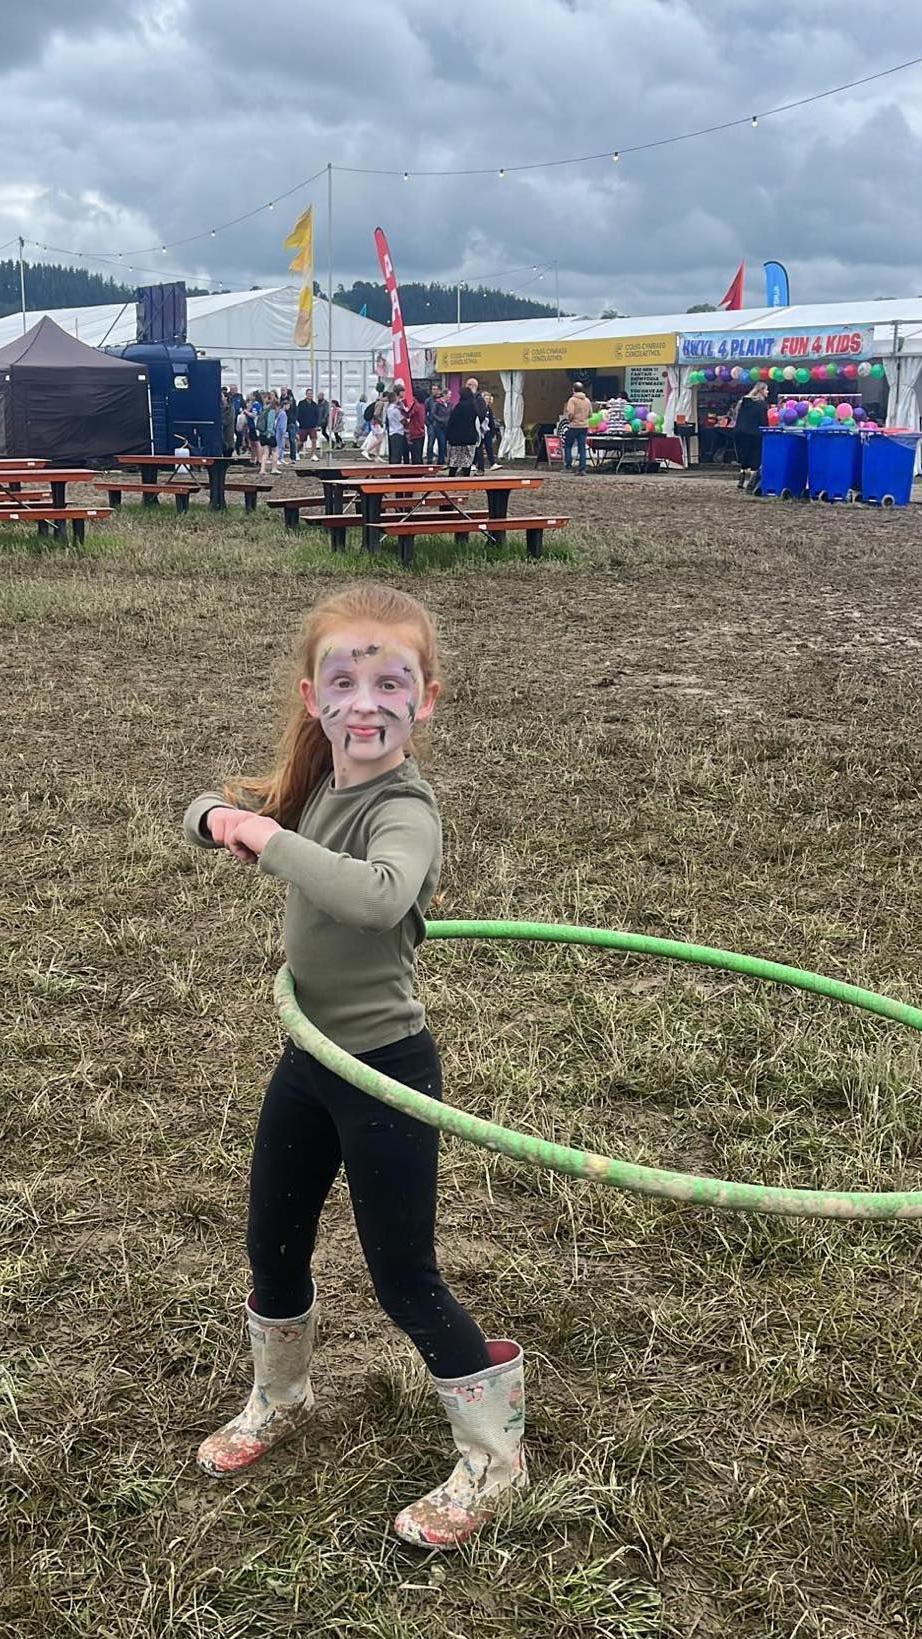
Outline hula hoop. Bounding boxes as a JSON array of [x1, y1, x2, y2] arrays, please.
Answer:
[[274, 921, 922, 1222]]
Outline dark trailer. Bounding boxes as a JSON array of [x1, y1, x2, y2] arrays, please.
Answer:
[[0, 317, 151, 466]]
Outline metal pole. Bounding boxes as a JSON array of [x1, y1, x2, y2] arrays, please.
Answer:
[[457, 282, 461, 327], [327, 162, 333, 467], [18, 237, 26, 334], [555, 262, 560, 322]]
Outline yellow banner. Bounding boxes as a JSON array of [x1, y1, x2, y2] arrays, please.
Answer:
[[435, 333, 676, 372], [284, 205, 314, 253], [294, 284, 313, 349]]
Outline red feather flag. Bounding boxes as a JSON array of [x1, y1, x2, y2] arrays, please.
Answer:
[[718, 263, 746, 310]]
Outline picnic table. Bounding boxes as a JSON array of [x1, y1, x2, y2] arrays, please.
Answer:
[[0, 467, 95, 509], [296, 463, 441, 517], [353, 475, 544, 552], [114, 453, 233, 510]]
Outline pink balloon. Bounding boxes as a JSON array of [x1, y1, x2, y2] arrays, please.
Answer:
[[835, 403, 852, 421]]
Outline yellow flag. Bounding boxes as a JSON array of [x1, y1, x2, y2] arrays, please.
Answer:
[[294, 283, 313, 348], [284, 205, 314, 254]]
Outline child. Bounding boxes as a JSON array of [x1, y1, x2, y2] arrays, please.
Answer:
[[182, 582, 526, 1550]]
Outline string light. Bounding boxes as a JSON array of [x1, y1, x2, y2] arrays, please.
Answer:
[[498, 168, 506, 179], [3, 55, 918, 269]]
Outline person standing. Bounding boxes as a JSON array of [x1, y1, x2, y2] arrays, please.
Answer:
[[563, 381, 592, 475], [426, 387, 450, 464], [221, 390, 236, 458], [445, 386, 480, 476], [480, 391, 500, 470], [182, 582, 527, 1551], [466, 377, 488, 472], [386, 386, 408, 464], [405, 393, 426, 464], [733, 382, 769, 491], [354, 396, 368, 444], [317, 392, 330, 451], [272, 399, 289, 473], [297, 390, 321, 461], [257, 394, 279, 476], [328, 400, 345, 450]]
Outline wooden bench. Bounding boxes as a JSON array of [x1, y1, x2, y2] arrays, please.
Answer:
[[224, 479, 274, 513], [0, 506, 111, 545], [267, 495, 340, 531], [96, 481, 198, 513], [383, 514, 569, 565]]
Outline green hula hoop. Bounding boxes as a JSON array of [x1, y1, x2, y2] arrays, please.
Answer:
[[274, 921, 922, 1222]]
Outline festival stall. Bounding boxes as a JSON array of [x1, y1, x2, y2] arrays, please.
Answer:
[[668, 323, 893, 462]]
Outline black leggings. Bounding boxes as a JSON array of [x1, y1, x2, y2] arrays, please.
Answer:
[[247, 1030, 490, 1378]]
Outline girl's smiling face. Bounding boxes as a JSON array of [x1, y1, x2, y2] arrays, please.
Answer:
[[300, 621, 439, 782]]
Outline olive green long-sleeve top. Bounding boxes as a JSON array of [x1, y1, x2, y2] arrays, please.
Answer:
[[182, 757, 442, 1052]]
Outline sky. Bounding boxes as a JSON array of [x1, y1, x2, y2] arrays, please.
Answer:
[[3, 0, 922, 318]]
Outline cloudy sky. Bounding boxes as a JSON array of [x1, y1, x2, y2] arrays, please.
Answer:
[[3, 0, 922, 317]]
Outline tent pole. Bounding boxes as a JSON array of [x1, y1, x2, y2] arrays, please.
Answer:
[[327, 162, 333, 468], [18, 238, 26, 335]]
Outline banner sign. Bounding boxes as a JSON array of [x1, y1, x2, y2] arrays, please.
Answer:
[[373, 227, 413, 402], [435, 333, 676, 372], [763, 260, 790, 308], [679, 328, 874, 364], [625, 365, 668, 407]]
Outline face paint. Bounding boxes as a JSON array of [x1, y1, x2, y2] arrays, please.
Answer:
[[314, 632, 423, 762]]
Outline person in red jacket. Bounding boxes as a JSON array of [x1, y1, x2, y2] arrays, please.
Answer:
[[404, 394, 427, 464]]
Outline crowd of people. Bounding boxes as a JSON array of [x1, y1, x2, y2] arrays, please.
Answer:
[[221, 387, 346, 473], [357, 377, 502, 474], [219, 376, 504, 476]]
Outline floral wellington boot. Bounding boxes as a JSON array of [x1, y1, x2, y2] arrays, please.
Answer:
[[197, 1296, 317, 1477], [394, 1339, 527, 1549]]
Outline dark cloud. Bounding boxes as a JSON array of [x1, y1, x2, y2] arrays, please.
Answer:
[[2, 0, 921, 313]]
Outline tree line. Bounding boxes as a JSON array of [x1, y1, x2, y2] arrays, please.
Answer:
[[333, 279, 559, 324]]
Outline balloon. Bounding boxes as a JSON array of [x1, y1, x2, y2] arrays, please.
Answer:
[[747, 367, 760, 383], [705, 368, 716, 381], [853, 405, 867, 422], [769, 367, 783, 382], [795, 401, 809, 417], [807, 408, 823, 426], [857, 361, 872, 378], [843, 364, 858, 379], [767, 406, 780, 426], [588, 412, 604, 428], [730, 367, 743, 381], [811, 365, 826, 380], [870, 362, 885, 378], [826, 363, 838, 377], [782, 365, 796, 380], [795, 367, 811, 384], [636, 405, 650, 419], [781, 404, 799, 424], [623, 404, 635, 417], [835, 403, 851, 421], [864, 420, 878, 430]]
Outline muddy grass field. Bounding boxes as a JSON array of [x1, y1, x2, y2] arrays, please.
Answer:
[[4, 469, 922, 1638]]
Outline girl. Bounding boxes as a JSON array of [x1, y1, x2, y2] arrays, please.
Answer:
[[182, 583, 526, 1550]]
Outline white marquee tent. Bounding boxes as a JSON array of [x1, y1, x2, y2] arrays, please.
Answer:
[[408, 299, 922, 458], [0, 287, 392, 407]]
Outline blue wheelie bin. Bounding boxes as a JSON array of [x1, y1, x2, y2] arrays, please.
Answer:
[[806, 428, 860, 502], [860, 432, 920, 507], [760, 429, 808, 499]]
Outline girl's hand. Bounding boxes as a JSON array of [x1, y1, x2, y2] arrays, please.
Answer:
[[206, 806, 244, 846], [229, 813, 282, 861]]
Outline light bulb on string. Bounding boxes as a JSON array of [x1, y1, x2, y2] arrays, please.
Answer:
[[611, 151, 620, 163], [751, 115, 758, 127], [403, 171, 410, 181], [210, 229, 216, 237], [161, 245, 167, 254], [498, 168, 506, 179]]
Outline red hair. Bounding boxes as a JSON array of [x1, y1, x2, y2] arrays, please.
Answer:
[[226, 582, 441, 828]]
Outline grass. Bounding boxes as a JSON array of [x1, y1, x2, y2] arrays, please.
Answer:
[[3, 474, 922, 1637]]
